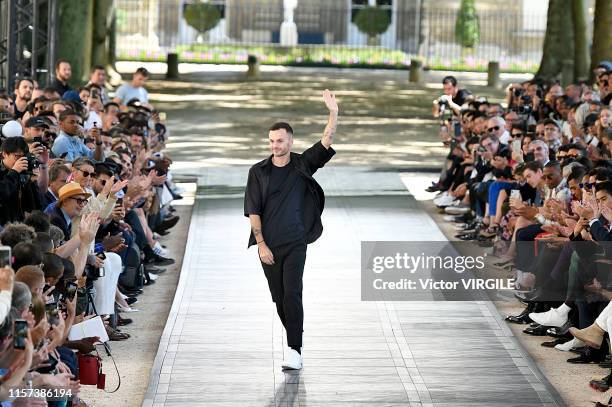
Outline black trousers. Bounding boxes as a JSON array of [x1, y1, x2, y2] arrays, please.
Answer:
[[260, 239, 307, 349]]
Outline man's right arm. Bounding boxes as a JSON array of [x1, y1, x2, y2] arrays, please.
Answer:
[[249, 214, 274, 265]]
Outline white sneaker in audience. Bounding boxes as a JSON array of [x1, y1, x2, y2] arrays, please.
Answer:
[[443, 215, 458, 222], [529, 303, 570, 327], [434, 193, 455, 207], [281, 348, 303, 370], [445, 203, 470, 215], [148, 273, 159, 281], [554, 337, 584, 352]]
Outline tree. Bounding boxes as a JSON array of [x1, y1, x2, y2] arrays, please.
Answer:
[[454, 0, 480, 51], [57, 0, 94, 84], [590, 0, 612, 78], [535, 0, 574, 81], [183, 2, 222, 39], [571, 0, 589, 82], [353, 6, 391, 46]]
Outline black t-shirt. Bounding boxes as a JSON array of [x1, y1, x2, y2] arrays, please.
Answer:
[[452, 89, 471, 107], [261, 162, 307, 248]]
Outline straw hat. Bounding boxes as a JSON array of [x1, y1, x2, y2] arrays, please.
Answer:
[[58, 182, 91, 204]]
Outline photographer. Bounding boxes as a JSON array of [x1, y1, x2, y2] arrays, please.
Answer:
[[0, 137, 44, 226], [432, 75, 472, 117]]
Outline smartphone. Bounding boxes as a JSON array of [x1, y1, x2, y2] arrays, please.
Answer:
[[13, 320, 28, 350], [590, 136, 599, 148], [0, 246, 11, 268], [45, 302, 60, 326], [91, 88, 100, 100], [158, 112, 166, 121], [510, 190, 522, 200], [65, 281, 78, 302], [453, 122, 461, 138], [116, 197, 124, 206], [512, 139, 522, 154]]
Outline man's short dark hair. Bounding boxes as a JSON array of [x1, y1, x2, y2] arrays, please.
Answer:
[[269, 122, 294, 136], [49, 164, 70, 183], [568, 166, 587, 183], [91, 64, 105, 73], [14, 77, 34, 90], [95, 163, 114, 177], [542, 118, 560, 130], [524, 160, 543, 173], [34, 233, 54, 254], [104, 102, 119, 111], [442, 76, 458, 87], [24, 211, 51, 233], [1, 136, 28, 155], [135, 67, 150, 78], [58, 109, 81, 122], [544, 161, 561, 172], [55, 58, 71, 71], [12, 242, 43, 271], [595, 181, 612, 197]]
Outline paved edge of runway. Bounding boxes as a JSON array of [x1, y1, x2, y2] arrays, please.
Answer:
[[142, 182, 568, 407], [141, 198, 201, 407]]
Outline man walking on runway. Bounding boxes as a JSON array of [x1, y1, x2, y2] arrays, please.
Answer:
[[244, 89, 338, 370]]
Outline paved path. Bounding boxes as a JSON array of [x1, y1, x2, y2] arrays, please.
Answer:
[[143, 167, 564, 407]]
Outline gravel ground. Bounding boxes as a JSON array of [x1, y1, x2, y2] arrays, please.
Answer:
[[78, 197, 194, 407]]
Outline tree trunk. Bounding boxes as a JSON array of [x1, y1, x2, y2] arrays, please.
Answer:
[[536, 0, 574, 81], [57, 0, 94, 84], [590, 0, 612, 78], [571, 0, 589, 82], [92, 0, 115, 67]]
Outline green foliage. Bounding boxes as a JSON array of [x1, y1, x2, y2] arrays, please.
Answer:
[[353, 6, 391, 38], [183, 2, 221, 35], [455, 0, 480, 49]]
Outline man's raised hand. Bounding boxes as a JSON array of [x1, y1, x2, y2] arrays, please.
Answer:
[[323, 89, 338, 113]]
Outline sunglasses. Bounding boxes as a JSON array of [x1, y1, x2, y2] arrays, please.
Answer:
[[69, 197, 88, 205], [78, 169, 95, 178], [579, 183, 595, 189], [487, 126, 500, 132]]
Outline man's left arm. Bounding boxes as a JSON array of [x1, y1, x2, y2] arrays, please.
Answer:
[[321, 89, 338, 149]]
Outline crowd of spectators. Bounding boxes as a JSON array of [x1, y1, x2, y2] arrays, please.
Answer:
[[428, 64, 612, 393], [0, 59, 182, 405]]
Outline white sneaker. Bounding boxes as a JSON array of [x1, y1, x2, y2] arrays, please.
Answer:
[[529, 304, 570, 328], [444, 215, 459, 222], [434, 193, 455, 207], [281, 349, 303, 370], [555, 337, 585, 352], [445, 204, 470, 215], [148, 273, 159, 281]]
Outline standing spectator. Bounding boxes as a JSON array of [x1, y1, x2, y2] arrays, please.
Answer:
[[12, 78, 34, 120], [114, 67, 150, 106], [49, 59, 73, 97], [87, 65, 110, 104], [51, 110, 104, 161]]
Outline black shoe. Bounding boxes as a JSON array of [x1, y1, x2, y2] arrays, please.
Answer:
[[144, 279, 156, 286], [147, 254, 175, 266], [154, 215, 180, 234], [145, 265, 167, 274], [523, 324, 549, 336], [126, 297, 138, 306], [117, 315, 133, 326], [590, 375, 612, 392], [514, 288, 543, 303], [599, 356, 612, 369], [541, 338, 567, 348], [505, 305, 533, 324], [567, 347, 605, 364], [120, 287, 143, 296], [425, 183, 440, 193], [546, 321, 572, 337]]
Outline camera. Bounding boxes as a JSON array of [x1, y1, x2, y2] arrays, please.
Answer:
[[512, 104, 533, 115], [25, 154, 41, 173], [86, 253, 106, 280], [32, 136, 49, 149]]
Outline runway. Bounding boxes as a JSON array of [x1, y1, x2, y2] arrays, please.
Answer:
[[143, 167, 564, 407]]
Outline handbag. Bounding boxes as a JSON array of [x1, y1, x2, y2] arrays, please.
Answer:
[[77, 345, 120, 392]]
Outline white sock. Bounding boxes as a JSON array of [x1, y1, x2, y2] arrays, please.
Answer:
[[557, 303, 571, 314]]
